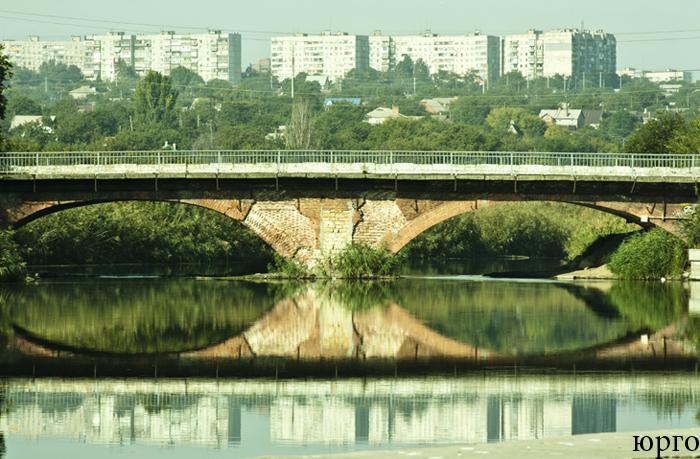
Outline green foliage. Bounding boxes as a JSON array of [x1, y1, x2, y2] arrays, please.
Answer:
[[679, 200, 700, 248], [14, 202, 273, 265], [331, 243, 405, 278], [133, 70, 179, 128], [403, 202, 637, 260], [267, 253, 310, 278], [607, 228, 687, 279], [0, 43, 13, 148], [0, 231, 26, 282], [626, 111, 688, 154]]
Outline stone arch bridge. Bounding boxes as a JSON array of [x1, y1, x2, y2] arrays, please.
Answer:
[[0, 150, 697, 266]]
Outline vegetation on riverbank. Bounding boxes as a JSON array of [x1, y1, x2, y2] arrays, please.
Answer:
[[330, 243, 405, 278], [606, 228, 687, 280], [402, 202, 637, 260], [0, 231, 26, 282], [13, 201, 273, 265]]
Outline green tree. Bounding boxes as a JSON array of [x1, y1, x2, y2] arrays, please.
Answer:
[[0, 43, 13, 150], [6, 94, 42, 117], [133, 70, 179, 128], [170, 66, 205, 89], [625, 111, 688, 154], [395, 55, 413, 78], [598, 110, 640, 139], [450, 95, 491, 125], [414, 58, 430, 81], [668, 114, 700, 156]]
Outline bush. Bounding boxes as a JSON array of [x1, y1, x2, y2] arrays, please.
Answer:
[[0, 231, 26, 282], [607, 228, 687, 280], [331, 243, 405, 278]]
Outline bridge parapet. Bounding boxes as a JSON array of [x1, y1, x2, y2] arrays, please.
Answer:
[[2, 150, 698, 181]]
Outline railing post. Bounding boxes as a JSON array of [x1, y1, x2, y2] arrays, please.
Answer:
[[631, 154, 635, 177], [571, 153, 574, 176], [450, 151, 453, 175], [331, 150, 334, 174], [218, 150, 221, 173], [157, 150, 161, 174], [510, 152, 514, 175], [277, 150, 281, 174], [35, 152, 39, 175], [390, 151, 393, 175], [96, 151, 100, 175]]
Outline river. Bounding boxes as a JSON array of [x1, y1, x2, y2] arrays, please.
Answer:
[[0, 259, 698, 458]]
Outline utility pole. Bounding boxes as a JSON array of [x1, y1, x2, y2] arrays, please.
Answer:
[[583, 72, 586, 90], [413, 76, 416, 96], [45, 76, 48, 92], [599, 72, 602, 88], [291, 45, 295, 99]]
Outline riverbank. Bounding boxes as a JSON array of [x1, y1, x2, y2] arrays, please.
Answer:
[[251, 429, 700, 459]]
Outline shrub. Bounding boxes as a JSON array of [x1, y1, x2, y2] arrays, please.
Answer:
[[0, 231, 26, 282], [331, 243, 405, 278], [607, 228, 687, 280]]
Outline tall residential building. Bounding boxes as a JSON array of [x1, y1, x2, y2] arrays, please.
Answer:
[[502, 29, 616, 79], [3, 36, 87, 73], [3, 31, 242, 85], [369, 31, 394, 72], [385, 30, 501, 82], [270, 32, 370, 81]]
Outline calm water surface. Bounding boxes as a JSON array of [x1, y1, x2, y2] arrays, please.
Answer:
[[0, 259, 698, 458]]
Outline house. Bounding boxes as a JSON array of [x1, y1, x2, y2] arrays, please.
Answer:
[[69, 86, 97, 99], [581, 110, 604, 129], [305, 75, 331, 91], [364, 106, 421, 125], [539, 105, 584, 131], [10, 115, 43, 130], [324, 98, 361, 107], [419, 97, 457, 114]]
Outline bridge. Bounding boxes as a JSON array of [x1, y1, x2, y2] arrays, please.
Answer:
[[1, 150, 697, 266]]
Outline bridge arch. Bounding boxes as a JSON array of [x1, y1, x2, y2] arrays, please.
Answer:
[[2, 196, 314, 264], [381, 197, 685, 255]]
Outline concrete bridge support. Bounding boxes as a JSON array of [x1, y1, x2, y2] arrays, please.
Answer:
[[0, 177, 695, 267]]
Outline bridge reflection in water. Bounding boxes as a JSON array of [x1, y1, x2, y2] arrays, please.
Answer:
[[1, 277, 694, 374], [1, 374, 697, 449]]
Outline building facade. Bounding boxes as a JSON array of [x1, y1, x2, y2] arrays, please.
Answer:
[[272, 30, 500, 82], [386, 30, 501, 82], [502, 29, 616, 79], [3, 36, 86, 73], [270, 32, 370, 81], [3, 31, 242, 85]]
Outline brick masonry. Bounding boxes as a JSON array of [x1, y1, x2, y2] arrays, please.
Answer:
[[0, 177, 695, 266]]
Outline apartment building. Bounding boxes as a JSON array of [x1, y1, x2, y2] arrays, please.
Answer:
[[272, 30, 500, 82], [502, 29, 616, 79], [4, 31, 242, 85], [270, 32, 370, 81], [387, 30, 501, 82], [3, 36, 87, 73]]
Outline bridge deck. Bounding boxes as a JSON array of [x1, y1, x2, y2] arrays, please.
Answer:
[[1, 150, 697, 182]]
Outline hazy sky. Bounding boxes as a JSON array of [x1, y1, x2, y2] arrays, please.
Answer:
[[1, 0, 699, 78]]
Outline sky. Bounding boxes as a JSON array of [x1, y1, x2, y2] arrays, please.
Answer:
[[1, 0, 699, 79]]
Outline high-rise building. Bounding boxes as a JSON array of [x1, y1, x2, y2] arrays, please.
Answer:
[[270, 32, 370, 81], [3, 36, 87, 73], [385, 30, 501, 82], [502, 29, 616, 79], [3, 31, 242, 85]]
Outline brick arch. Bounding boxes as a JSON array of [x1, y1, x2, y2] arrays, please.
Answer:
[[2, 197, 319, 265], [381, 198, 685, 255]]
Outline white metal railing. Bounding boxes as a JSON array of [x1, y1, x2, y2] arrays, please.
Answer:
[[1, 150, 698, 179]]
